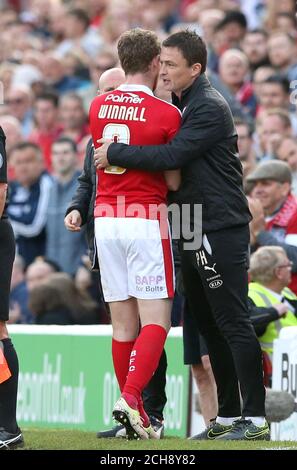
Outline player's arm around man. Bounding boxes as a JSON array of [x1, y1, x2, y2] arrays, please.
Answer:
[[94, 30, 268, 442]]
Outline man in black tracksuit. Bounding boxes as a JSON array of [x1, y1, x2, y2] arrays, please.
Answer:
[[94, 31, 269, 440], [0, 127, 23, 449]]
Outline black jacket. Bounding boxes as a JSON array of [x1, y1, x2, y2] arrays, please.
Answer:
[[108, 74, 252, 234], [65, 139, 98, 269]]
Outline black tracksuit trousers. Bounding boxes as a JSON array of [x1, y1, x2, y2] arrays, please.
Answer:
[[180, 224, 266, 417]]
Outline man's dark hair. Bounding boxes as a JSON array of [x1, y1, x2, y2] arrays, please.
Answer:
[[35, 92, 59, 108], [68, 8, 90, 30], [10, 141, 41, 154], [263, 75, 290, 94], [234, 117, 253, 137], [163, 30, 207, 73], [53, 136, 77, 153], [118, 28, 161, 75], [215, 10, 247, 32]]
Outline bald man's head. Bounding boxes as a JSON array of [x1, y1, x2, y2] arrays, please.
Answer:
[[98, 67, 125, 94]]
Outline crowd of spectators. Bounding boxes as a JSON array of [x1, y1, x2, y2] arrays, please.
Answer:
[[1, 0, 297, 336]]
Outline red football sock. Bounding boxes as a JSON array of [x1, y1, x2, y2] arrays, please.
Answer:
[[138, 397, 150, 428], [112, 338, 135, 392], [123, 324, 167, 403], [121, 391, 138, 410]]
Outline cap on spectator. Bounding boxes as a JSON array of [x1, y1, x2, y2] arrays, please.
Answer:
[[246, 160, 292, 184], [215, 10, 247, 30]]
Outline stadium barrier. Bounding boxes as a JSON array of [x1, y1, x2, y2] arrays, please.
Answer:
[[9, 325, 189, 436], [272, 326, 297, 440]]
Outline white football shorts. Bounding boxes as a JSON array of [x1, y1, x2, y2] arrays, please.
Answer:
[[94, 217, 175, 302]]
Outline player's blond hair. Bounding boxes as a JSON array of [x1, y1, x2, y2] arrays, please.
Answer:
[[117, 28, 160, 75]]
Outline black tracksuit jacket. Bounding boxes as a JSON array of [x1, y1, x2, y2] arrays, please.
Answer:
[[107, 73, 252, 234], [65, 139, 98, 268]]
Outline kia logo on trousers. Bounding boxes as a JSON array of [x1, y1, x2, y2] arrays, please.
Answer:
[[209, 280, 223, 289]]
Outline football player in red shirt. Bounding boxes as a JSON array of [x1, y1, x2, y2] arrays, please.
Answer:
[[89, 28, 181, 439]]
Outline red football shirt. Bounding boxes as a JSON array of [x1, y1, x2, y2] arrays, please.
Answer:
[[89, 84, 181, 218]]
